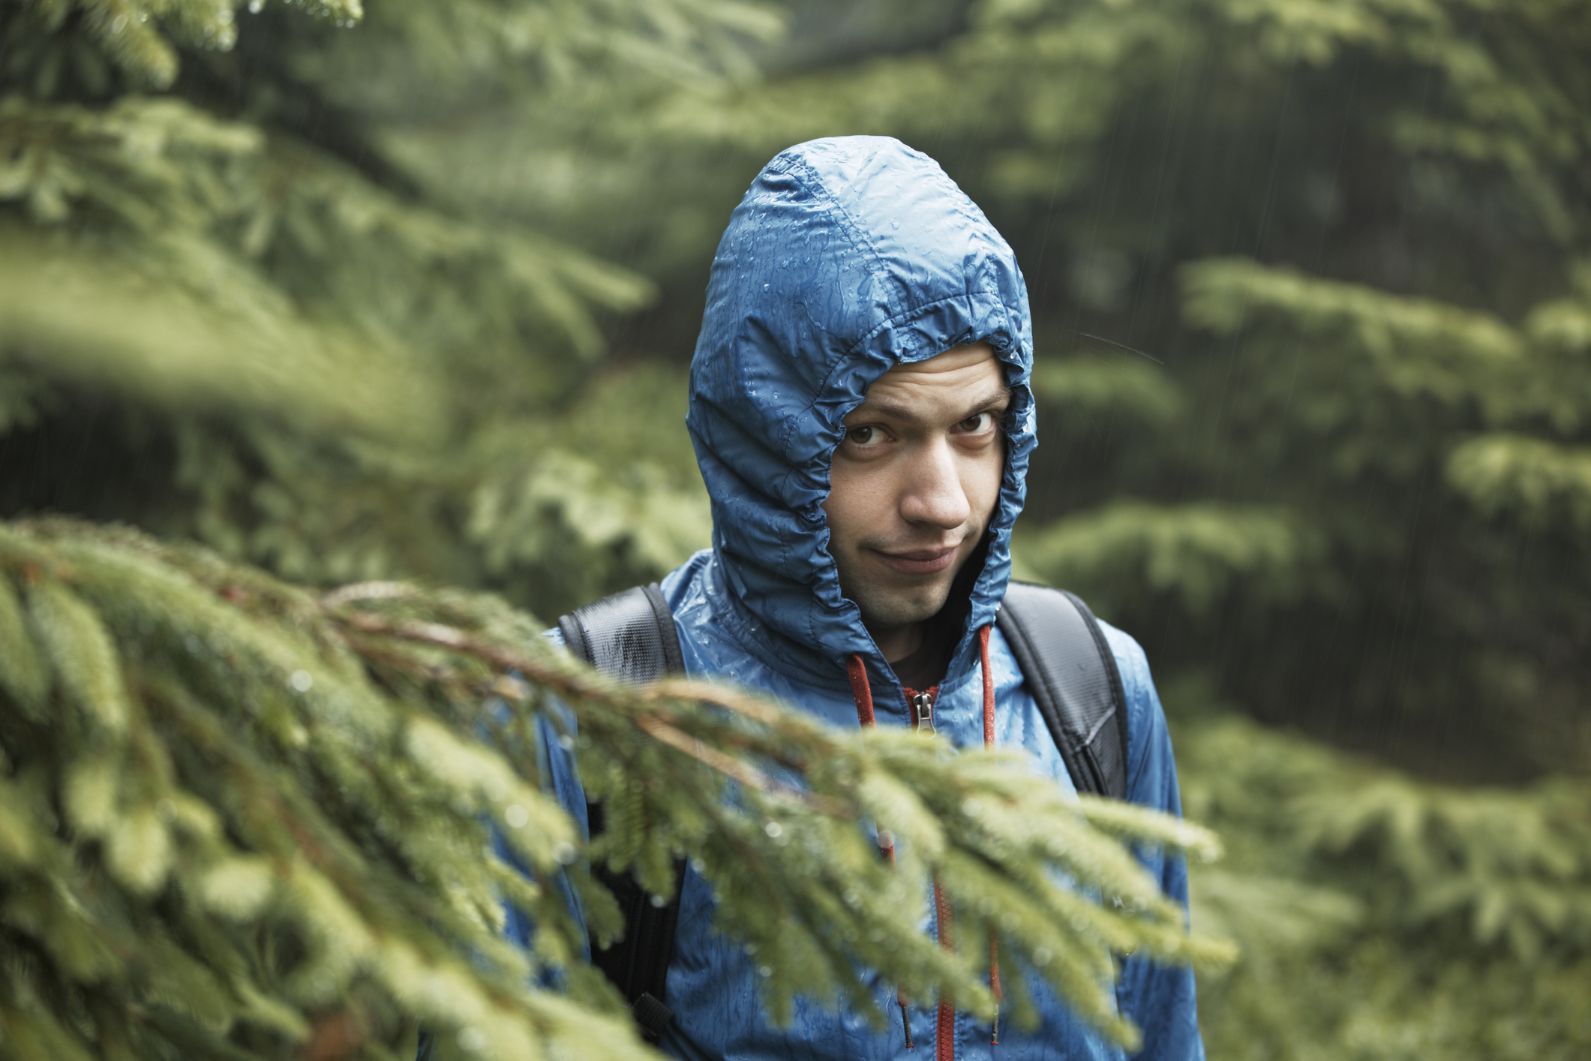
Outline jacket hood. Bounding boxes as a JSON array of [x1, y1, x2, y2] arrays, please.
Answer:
[[686, 136, 1036, 693]]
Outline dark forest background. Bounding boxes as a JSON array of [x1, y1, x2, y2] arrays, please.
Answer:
[[3, 0, 1589, 1056]]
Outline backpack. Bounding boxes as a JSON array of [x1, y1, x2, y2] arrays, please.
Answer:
[[556, 580, 1129, 1041]]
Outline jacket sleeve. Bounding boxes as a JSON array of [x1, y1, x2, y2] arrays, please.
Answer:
[[1104, 626, 1205, 1061], [494, 628, 592, 958], [417, 686, 591, 1060], [494, 701, 591, 958]]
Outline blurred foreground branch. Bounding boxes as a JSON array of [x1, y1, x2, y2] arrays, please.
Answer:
[[0, 519, 1230, 1059]]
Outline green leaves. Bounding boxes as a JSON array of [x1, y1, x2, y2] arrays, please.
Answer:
[[0, 522, 544, 1055], [105, 802, 174, 895], [1030, 355, 1184, 430], [4, 0, 367, 92], [1181, 712, 1591, 1060], [0, 575, 51, 719], [26, 580, 131, 738], [0, 518, 1226, 1057], [1446, 434, 1591, 534], [1018, 501, 1319, 616], [62, 752, 121, 837], [1181, 258, 1523, 406], [198, 855, 278, 921], [1298, 774, 1591, 961]]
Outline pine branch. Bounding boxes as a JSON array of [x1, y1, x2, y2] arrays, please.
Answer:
[[0, 518, 1230, 1057]]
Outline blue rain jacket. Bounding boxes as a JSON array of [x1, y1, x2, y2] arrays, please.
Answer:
[[538, 137, 1202, 1059]]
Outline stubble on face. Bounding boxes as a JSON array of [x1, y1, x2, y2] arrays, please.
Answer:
[[823, 343, 1009, 661]]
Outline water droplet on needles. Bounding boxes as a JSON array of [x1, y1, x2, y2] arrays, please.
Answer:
[[248, 0, 264, 12], [649, 893, 668, 908], [763, 821, 784, 839], [289, 670, 314, 693], [504, 804, 529, 829]]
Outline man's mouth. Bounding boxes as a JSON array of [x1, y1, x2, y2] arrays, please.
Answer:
[[872, 545, 959, 576]]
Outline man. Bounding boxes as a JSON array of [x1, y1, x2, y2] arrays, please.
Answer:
[[558, 136, 1201, 1058]]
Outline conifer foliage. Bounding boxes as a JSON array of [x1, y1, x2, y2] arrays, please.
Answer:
[[0, 0, 738, 608], [1181, 709, 1591, 1059], [0, 519, 1228, 1057]]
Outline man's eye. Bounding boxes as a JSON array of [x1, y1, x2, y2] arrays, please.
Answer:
[[955, 412, 996, 434], [845, 426, 882, 447]]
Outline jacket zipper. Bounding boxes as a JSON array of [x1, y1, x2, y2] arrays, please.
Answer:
[[906, 688, 956, 1060]]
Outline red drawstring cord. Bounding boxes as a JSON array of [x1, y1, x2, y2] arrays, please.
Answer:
[[849, 628, 1004, 1050], [847, 654, 878, 729], [847, 655, 914, 1047], [979, 625, 996, 746], [978, 625, 1003, 1045]]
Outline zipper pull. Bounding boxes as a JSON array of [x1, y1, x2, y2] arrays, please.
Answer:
[[911, 690, 935, 733]]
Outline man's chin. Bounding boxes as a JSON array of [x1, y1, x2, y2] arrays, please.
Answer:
[[856, 586, 952, 632]]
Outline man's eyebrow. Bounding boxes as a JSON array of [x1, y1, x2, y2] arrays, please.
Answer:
[[850, 385, 1012, 424], [972, 385, 1014, 412]]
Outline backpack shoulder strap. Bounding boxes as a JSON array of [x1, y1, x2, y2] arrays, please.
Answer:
[[558, 582, 683, 684], [996, 582, 1129, 800], [557, 583, 683, 1041]]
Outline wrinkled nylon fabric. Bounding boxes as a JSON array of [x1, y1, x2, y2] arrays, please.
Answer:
[[529, 138, 1202, 1059]]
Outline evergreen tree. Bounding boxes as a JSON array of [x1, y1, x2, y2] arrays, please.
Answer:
[[0, 0, 762, 611], [0, 3, 1228, 1057], [1177, 698, 1591, 1060]]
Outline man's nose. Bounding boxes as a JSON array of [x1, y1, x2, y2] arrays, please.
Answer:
[[899, 440, 972, 529]]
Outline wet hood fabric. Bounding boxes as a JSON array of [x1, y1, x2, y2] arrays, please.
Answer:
[[686, 136, 1037, 691]]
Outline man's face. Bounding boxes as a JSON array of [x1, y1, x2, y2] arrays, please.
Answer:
[[823, 342, 1009, 660]]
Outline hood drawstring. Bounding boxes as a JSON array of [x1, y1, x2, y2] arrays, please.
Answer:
[[847, 625, 1003, 1050], [846, 654, 878, 729], [977, 624, 1003, 1045], [846, 655, 914, 1047]]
